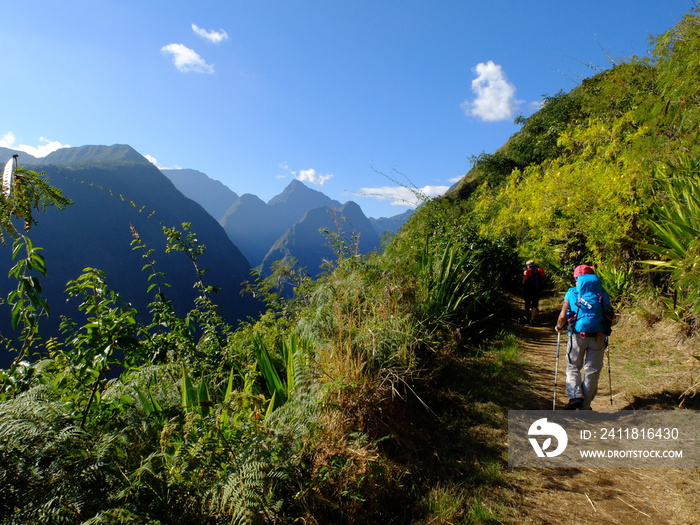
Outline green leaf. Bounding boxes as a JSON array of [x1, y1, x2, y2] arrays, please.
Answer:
[[253, 334, 287, 409], [197, 380, 211, 417], [10, 302, 22, 330], [135, 387, 162, 416], [182, 367, 197, 413]]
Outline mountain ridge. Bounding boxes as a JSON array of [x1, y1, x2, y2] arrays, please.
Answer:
[[1, 143, 412, 285], [37, 144, 150, 165], [162, 168, 239, 221], [260, 200, 382, 278], [215, 179, 410, 270], [0, 144, 261, 362]]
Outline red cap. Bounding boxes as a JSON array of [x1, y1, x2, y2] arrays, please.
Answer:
[[573, 265, 595, 280]]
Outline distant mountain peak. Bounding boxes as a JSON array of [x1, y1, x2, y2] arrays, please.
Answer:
[[339, 200, 362, 213], [268, 179, 339, 207], [38, 144, 150, 166]]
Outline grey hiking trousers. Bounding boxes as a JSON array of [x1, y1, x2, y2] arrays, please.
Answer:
[[565, 332, 606, 409]]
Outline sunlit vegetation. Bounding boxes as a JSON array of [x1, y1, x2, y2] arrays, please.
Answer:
[[2, 7, 700, 524]]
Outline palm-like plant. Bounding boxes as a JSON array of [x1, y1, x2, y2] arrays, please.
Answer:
[[640, 160, 700, 322], [415, 237, 493, 332]]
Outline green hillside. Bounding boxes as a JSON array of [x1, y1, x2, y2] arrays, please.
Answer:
[[1, 8, 699, 524]]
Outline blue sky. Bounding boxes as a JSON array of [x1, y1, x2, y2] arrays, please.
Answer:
[[0, 1, 694, 218]]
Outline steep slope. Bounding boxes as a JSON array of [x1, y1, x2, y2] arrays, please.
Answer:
[[220, 179, 342, 267], [219, 193, 280, 267], [370, 209, 413, 236], [260, 200, 382, 277], [161, 168, 239, 221], [0, 145, 260, 364]]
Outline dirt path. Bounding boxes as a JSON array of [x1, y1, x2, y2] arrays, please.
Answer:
[[508, 299, 699, 525]]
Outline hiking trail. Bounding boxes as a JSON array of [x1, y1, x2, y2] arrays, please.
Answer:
[[507, 296, 699, 525]]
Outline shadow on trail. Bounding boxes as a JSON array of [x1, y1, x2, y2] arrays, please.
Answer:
[[500, 295, 700, 525], [507, 297, 565, 411], [621, 390, 700, 410], [383, 298, 565, 486]]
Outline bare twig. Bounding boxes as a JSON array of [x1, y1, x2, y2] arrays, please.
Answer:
[[615, 496, 652, 518], [584, 492, 597, 512]]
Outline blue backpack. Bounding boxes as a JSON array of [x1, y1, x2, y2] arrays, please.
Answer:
[[568, 274, 613, 336]]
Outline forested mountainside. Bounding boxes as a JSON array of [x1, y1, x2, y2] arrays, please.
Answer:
[[0, 8, 698, 524], [0, 146, 260, 366], [446, 9, 700, 323], [259, 200, 382, 278]]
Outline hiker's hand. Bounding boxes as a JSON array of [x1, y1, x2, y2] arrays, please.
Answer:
[[555, 325, 562, 332]]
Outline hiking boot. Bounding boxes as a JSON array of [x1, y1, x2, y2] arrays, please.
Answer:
[[564, 398, 584, 410]]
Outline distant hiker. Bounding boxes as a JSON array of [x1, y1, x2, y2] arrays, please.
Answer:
[[555, 265, 615, 410], [522, 260, 546, 325]]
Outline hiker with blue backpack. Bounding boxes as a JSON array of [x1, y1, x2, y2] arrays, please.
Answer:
[[555, 265, 615, 410]]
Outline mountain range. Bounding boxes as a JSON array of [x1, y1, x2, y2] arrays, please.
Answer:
[[0, 144, 412, 362], [259, 200, 381, 277], [162, 169, 412, 275], [0, 145, 260, 364]]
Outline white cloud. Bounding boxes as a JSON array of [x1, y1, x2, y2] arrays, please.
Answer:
[[0, 132, 69, 157], [192, 24, 229, 44], [0, 132, 17, 148], [145, 154, 182, 170], [461, 61, 518, 122], [357, 184, 450, 208], [297, 168, 333, 186], [279, 163, 333, 186], [161, 43, 214, 73], [144, 154, 160, 166]]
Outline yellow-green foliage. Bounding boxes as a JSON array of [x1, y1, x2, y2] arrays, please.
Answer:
[[651, 11, 700, 151], [465, 9, 700, 284], [474, 112, 652, 270]]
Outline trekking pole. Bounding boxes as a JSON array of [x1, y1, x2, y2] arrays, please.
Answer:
[[553, 330, 561, 410], [606, 336, 613, 406]]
